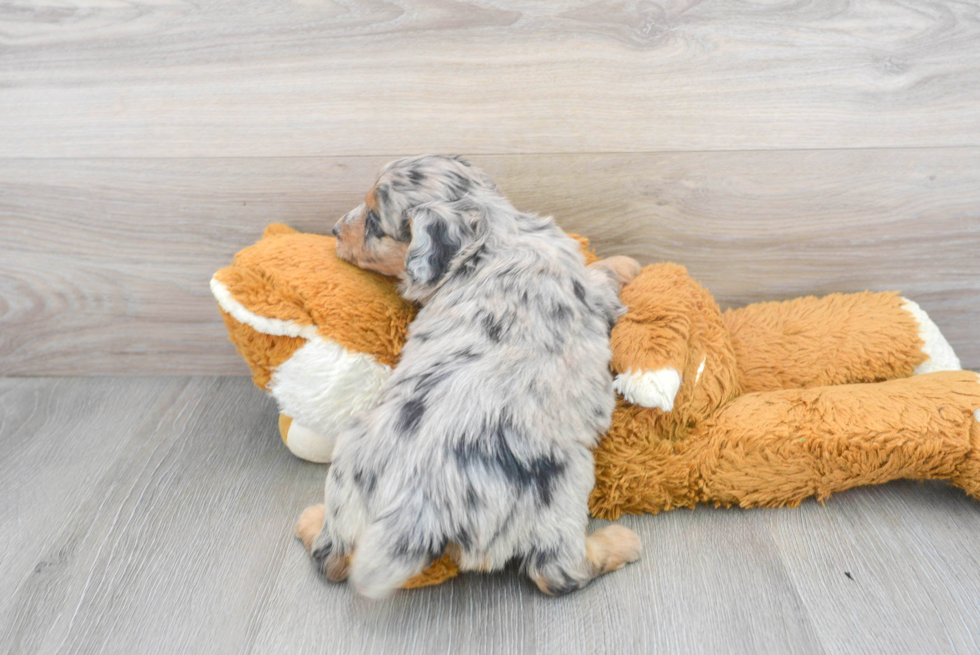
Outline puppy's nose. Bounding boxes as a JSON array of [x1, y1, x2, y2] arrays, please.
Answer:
[[332, 224, 341, 237]]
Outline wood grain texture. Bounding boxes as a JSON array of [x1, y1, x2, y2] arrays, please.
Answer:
[[4, 377, 980, 654], [0, 377, 326, 654], [770, 481, 980, 655], [1, 150, 977, 375], [0, 377, 187, 629], [251, 513, 822, 655], [1, 0, 980, 157]]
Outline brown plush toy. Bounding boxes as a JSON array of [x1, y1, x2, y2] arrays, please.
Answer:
[[212, 224, 980, 588]]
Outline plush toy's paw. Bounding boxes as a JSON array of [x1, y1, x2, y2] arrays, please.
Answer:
[[901, 298, 961, 374], [271, 336, 391, 451], [279, 415, 336, 463], [613, 367, 682, 411]]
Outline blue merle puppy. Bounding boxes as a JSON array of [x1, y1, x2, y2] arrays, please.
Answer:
[[296, 155, 642, 598]]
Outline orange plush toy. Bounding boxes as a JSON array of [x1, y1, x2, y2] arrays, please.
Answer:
[[212, 224, 980, 587]]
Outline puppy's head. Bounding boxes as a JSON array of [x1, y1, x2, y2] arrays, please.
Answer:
[[333, 155, 497, 296]]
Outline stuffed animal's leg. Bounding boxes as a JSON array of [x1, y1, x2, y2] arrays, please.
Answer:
[[594, 259, 694, 413], [591, 371, 980, 518], [279, 414, 336, 463], [724, 291, 960, 394], [687, 371, 980, 509], [609, 263, 722, 412]]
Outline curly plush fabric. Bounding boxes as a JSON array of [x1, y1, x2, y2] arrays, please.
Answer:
[[724, 291, 925, 393], [590, 371, 980, 518], [212, 225, 980, 587]]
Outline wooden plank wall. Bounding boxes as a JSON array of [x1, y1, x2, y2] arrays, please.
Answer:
[[1, 1, 978, 375]]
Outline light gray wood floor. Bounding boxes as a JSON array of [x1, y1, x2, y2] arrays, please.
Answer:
[[3, 376, 980, 655]]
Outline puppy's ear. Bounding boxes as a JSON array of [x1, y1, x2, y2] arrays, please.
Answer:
[[404, 202, 478, 289]]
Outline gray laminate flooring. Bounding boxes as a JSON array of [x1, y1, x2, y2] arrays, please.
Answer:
[[2, 377, 979, 654]]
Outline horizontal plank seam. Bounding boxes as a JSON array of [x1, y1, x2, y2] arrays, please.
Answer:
[[2, 144, 980, 162]]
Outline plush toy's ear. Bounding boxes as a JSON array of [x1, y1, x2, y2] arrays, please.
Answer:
[[263, 223, 296, 238], [403, 202, 482, 292]]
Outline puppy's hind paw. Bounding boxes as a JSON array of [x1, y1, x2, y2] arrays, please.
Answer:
[[300, 507, 350, 583], [295, 504, 325, 552], [586, 524, 642, 575]]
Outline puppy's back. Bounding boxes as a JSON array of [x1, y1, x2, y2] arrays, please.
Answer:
[[336, 226, 622, 592]]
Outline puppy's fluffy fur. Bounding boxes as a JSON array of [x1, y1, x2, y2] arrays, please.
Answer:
[[301, 155, 641, 598]]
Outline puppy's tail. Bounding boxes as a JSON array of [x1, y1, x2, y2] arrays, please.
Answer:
[[348, 522, 435, 600]]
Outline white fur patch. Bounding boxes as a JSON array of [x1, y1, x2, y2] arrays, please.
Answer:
[[211, 276, 391, 457], [614, 367, 682, 411], [270, 336, 391, 442], [901, 298, 961, 374], [210, 276, 318, 340], [285, 421, 336, 463]]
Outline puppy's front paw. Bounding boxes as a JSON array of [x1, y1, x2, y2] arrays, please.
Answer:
[[600, 256, 642, 287], [295, 504, 325, 552]]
